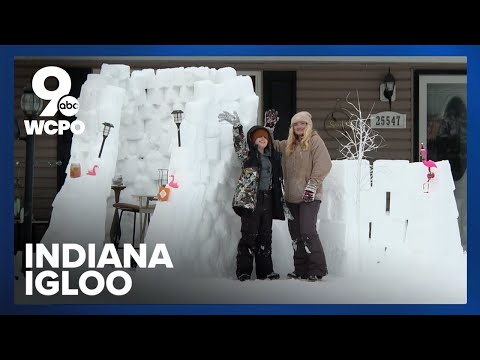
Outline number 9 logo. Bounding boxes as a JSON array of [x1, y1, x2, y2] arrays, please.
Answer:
[[32, 66, 79, 117]]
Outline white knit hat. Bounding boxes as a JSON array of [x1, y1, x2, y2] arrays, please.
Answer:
[[291, 111, 313, 127]]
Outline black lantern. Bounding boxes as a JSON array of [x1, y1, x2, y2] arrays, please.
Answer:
[[158, 168, 169, 187], [20, 80, 43, 275], [21, 81, 43, 119], [98, 122, 114, 158], [171, 110, 184, 147], [382, 68, 396, 111]]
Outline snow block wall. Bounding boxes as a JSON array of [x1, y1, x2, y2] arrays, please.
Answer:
[[320, 159, 464, 275], [318, 159, 370, 275], [41, 65, 257, 271], [42, 68, 128, 249]]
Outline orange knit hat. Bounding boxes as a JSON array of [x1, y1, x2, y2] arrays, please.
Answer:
[[250, 128, 270, 143]]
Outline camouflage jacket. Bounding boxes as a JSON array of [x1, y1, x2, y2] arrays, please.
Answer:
[[231, 124, 286, 220]]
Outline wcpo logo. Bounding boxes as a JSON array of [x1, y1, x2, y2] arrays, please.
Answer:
[[24, 66, 85, 135]]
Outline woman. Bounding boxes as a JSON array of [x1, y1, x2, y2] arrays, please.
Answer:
[[266, 110, 332, 282]]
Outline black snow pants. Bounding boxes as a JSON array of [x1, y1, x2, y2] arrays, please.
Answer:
[[286, 200, 328, 278], [237, 190, 274, 279]]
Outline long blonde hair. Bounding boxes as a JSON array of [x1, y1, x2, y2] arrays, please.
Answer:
[[286, 123, 315, 156]]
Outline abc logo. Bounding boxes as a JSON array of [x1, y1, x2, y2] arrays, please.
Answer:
[[58, 95, 79, 117]]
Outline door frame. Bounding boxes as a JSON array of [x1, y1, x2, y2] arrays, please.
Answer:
[[413, 70, 466, 161]]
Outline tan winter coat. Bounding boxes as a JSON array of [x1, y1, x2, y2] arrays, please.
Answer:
[[273, 132, 332, 204]]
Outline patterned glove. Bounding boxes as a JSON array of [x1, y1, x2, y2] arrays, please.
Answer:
[[264, 109, 279, 129], [218, 110, 241, 127], [303, 181, 317, 203], [303, 190, 315, 202]]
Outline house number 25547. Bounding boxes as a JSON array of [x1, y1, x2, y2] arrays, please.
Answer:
[[370, 112, 406, 129]]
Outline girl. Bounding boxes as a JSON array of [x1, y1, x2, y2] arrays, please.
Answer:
[[218, 110, 287, 281]]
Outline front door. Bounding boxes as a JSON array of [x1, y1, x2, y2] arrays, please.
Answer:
[[263, 71, 297, 140], [416, 71, 467, 249]]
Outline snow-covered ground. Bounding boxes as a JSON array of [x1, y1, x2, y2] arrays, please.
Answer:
[[15, 251, 466, 305]]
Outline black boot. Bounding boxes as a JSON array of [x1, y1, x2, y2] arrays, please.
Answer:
[[287, 272, 306, 279], [258, 272, 280, 280], [238, 274, 251, 281]]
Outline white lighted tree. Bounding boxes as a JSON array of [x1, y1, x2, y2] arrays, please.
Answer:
[[337, 91, 385, 161], [336, 91, 386, 186]]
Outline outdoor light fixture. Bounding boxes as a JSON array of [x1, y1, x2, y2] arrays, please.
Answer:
[[21, 81, 43, 118], [20, 80, 43, 274], [171, 110, 184, 147], [381, 68, 396, 110], [98, 122, 114, 158]]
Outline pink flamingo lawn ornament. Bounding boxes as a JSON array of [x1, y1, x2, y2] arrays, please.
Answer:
[[420, 143, 437, 192], [87, 165, 99, 176], [168, 175, 179, 188]]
